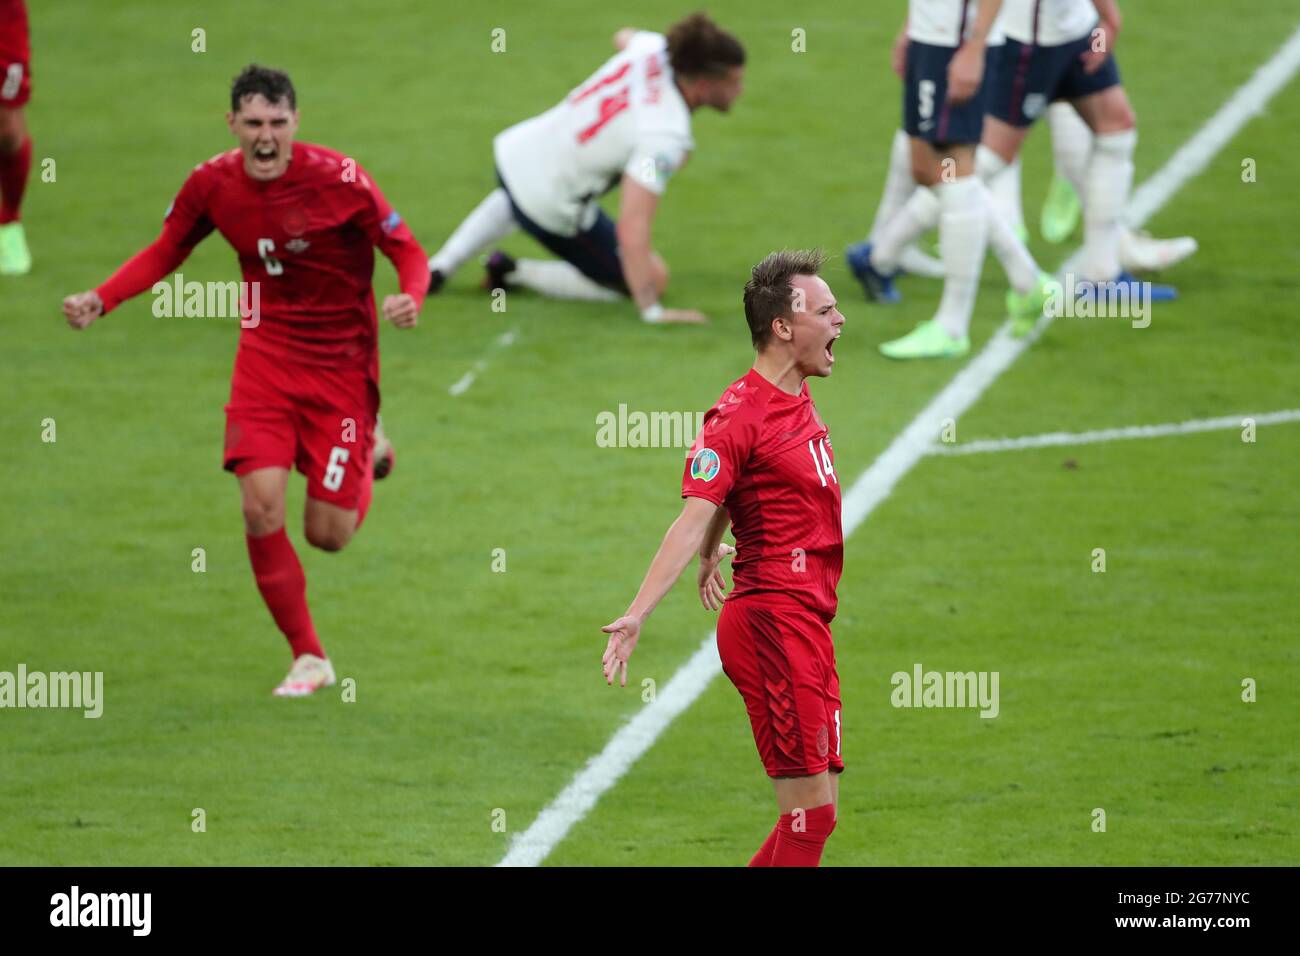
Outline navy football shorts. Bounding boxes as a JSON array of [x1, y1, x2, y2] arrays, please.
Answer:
[[987, 33, 1122, 128]]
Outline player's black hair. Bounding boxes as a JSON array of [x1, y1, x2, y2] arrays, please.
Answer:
[[743, 249, 827, 349], [230, 64, 297, 112], [666, 12, 745, 77]]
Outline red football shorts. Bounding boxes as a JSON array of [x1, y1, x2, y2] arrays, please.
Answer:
[[223, 344, 378, 510], [0, 11, 31, 108], [717, 594, 844, 778]]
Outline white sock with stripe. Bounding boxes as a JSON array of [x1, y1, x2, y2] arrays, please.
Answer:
[[1084, 128, 1137, 281], [868, 128, 917, 241], [509, 259, 623, 301], [870, 186, 940, 273], [429, 188, 517, 277], [933, 176, 988, 340]]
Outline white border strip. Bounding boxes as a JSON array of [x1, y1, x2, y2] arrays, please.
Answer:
[[449, 327, 519, 397], [929, 409, 1300, 456]]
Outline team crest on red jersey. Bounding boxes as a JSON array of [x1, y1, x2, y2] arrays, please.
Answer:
[[281, 206, 309, 237], [690, 447, 720, 482]]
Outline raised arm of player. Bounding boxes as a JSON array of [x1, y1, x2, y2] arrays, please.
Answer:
[[616, 176, 705, 324], [359, 172, 430, 329], [948, 0, 1003, 104], [63, 172, 215, 329], [601, 495, 720, 686]]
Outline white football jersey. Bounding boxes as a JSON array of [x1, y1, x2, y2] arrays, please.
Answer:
[[908, 0, 984, 47], [999, 0, 1099, 46], [494, 31, 694, 237]]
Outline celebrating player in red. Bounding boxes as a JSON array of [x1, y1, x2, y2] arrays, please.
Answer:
[[62, 65, 429, 696], [601, 249, 846, 866], [0, 0, 33, 274]]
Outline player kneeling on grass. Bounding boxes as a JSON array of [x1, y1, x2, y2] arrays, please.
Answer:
[[61, 65, 429, 697], [602, 250, 847, 866], [425, 12, 745, 325]]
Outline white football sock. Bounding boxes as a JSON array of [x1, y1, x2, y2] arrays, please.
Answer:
[[428, 188, 517, 277], [974, 148, 1040, 294], [1047, 101, 1092, 197], [871, 186, 940, 273], [933, 176, 988, 340], [976, 145, 1026, 237], [868, 128, 916, 241], [1083, 128, 1137, 281], [510, 259, 623, 301]]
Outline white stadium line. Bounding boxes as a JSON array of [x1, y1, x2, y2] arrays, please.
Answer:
[[449, 326, 519, 397], [497, 25, 1300, 867], [929, 409, 1300, 456]]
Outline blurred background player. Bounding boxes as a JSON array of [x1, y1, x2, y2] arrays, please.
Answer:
[[982, 0, 1178, 300], [848, 0, 1055, 358], [424, 12, 745, 325], [602, 250, 847, 866], [0, 0, 33, 274], [61, 66, 428, 696]]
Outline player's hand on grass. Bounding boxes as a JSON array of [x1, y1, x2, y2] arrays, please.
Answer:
[[697, 542, 735, 611], [62, 291, 104, 330], [601, 614, 642, 687], [382, 293, 419, 328], [947, 40, 985, 104]]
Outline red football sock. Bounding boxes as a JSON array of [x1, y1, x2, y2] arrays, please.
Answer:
[[771, 803, 837, 867], [245, 528, 325, 659], [747, 825, 780, 867], [0, 135, 31, 224]]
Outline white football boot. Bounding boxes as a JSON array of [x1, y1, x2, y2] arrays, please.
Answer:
[[272, 654, 337, 698], [1120, 231, 1198, 273]]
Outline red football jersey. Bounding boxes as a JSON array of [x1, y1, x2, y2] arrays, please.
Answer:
[[97, 142, 428, 378], [682, 368, 844, 619], [0, 0, 28, 62]]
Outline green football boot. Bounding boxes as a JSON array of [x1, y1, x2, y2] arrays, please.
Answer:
[[879, 319, 970, 360], [1007, 272, 1061, 338], [1040, 173, 1081, 245], [0, 221, 32, 275]]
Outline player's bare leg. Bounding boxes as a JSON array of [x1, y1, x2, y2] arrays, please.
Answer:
[[0, 104, 33, 275], [372, 415, 395, 479], [239, 467, 336, 696], [303, 496, 360, 553], [751, 772, 837, 867]]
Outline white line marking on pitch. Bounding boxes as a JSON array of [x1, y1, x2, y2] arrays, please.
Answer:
[[929, 409, 1300, 456], [449, 326, 519, 396], [497, 26, 1300, 867]]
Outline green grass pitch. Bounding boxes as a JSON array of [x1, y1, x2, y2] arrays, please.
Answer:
[[1, 0, 1296, 865]]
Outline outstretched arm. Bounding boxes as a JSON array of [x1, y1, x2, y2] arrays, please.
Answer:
[[63, 171, 214, 329], [601, 496, 720, 686]]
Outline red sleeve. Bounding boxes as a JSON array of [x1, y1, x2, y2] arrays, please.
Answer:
[[354, 169, 429, 309], [96, 167, 216, 315], [681, 400, 759, 506]]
